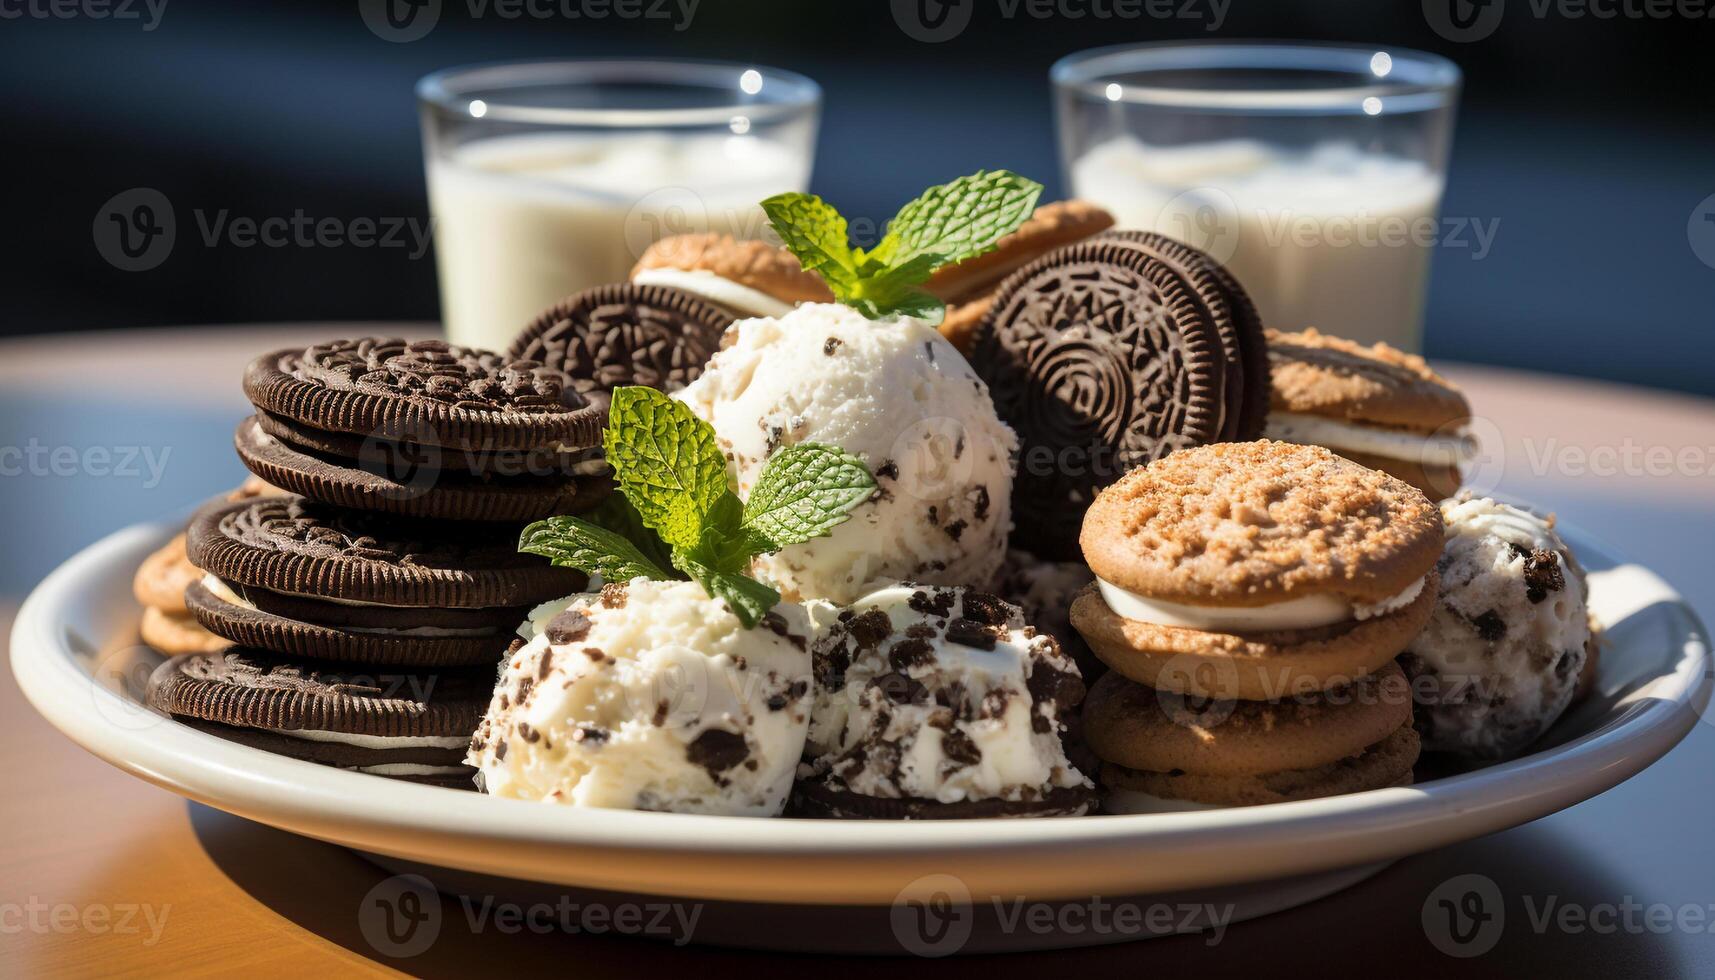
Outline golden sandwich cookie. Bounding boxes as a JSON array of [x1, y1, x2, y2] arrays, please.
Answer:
[[1263, 328, 1474, 498], [1084, 662, 1420, 810], [925, 199, 1114, 353], [630, 232, 832, 320], [1070, 441, 1442, 700]]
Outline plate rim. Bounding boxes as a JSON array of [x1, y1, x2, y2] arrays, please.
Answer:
[[11, 517, 1712, 905]]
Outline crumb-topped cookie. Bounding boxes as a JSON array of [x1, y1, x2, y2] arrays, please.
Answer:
[[1264, 328, 1474, 496]]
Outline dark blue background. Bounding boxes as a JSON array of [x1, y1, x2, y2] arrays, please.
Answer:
[[3, 0, 1713, 394]]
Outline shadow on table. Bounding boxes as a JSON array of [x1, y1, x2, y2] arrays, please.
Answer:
[[188, 802, 1688, 977]]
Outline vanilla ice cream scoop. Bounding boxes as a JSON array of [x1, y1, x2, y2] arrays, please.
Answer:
[[674, 303, 1018, 605], [468, 579, 815, 816], [801, 583, 1092, 812], [1401, 494, 1592, 758]]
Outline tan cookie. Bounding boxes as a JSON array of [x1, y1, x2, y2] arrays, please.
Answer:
[[925, 200, 1114, 354], [132, 533, 200, 614], [1083, 662, 1412, 776], [631, 233, 832, 305], [1071, 573, 1437, 699], [1102, 726, 1420, 808], [1334, 449, 1464, 502], [1266, 328, 1469, 431], [1263, 328, 1472, 496], [927, 200, 1115, 304], [1081, 441, 1443, 606], [140, 606, 229, 655], [228, 475, 285, 501]]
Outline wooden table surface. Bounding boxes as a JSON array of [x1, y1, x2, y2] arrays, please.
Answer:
[[3, 326, 1714, 978]]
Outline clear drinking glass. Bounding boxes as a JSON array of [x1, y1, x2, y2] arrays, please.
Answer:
[[419, 60, 821, 351], [1053, 43, 1460, 351]]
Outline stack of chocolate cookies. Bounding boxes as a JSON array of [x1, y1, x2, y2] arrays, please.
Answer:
[[149, 338, 606, 787], [1068, 441, 1440, 812]]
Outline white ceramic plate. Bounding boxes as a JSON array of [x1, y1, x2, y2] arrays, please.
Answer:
[[11, 518, 1712, 950]]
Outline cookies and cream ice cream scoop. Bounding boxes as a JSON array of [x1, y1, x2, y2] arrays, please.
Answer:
[[468, 578, 815, 816], [796, 583, 1094, 818], [674, 303, 1018, 605], [1401, 494, 1592, 758]]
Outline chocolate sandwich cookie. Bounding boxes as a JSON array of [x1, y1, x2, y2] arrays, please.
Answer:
[[507, 283, 734, 414], [969, 236, 1252, 560], [925, 200, 1116, 354], [185, 495, 585, 666], [1070, 441, 1443, 700], [147, 648, 487, 788], [1101, 231, 1271, 442], [240, 338, 607, 521], [1084, 665, 1420, 811], [630, 233, 833, 320], [1264, 328, 1474, 498]]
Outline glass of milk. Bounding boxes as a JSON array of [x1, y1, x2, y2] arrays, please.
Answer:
[[418, 60, 820, 351], [1053, 43, 1460, 351]]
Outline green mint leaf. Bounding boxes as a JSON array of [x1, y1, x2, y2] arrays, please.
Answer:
[[584, 493, 675, 574], [763, 172, 1043, 320], [519, 516, 675, 584], [742, 443, 877, 547], [687, 491, 759, 574], [869, 169, 1042, 270], [842, 252, 946, 321], [671, 552, 780, 629], [602, 386, 729, 549], [761, 192, 860, 292]]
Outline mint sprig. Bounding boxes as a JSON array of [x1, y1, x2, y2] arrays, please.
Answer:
[[519, 386, 876, 628], [762, 169, 1043, 320]]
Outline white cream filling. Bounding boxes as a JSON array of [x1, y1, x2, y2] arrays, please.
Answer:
[[201, 574, 501, 635], [267, 727, 472, 750], [356, 763, 471, 777], [1103, 788, 1226, 815], [1265, 411, 1475, 467], [1095, 575, 1425, 631], [633, 267, 794, 319]]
